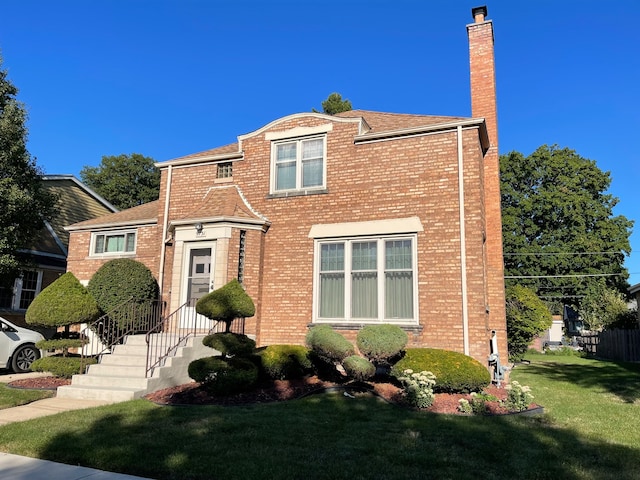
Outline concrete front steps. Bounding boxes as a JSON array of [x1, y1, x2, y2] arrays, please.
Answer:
[[57, 334, 213, 403]]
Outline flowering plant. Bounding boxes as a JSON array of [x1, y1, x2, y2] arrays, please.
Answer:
[[503, 381, 534, 412], [397, 369, 437, 408]]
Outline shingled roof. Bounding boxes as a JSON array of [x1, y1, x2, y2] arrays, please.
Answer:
[[66, 200, 159, 231]]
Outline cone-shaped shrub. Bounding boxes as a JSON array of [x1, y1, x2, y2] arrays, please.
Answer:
[[196, 279, 255, 331], [26, 272, 100, 327]]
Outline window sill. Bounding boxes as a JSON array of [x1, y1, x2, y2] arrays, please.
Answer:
[[308, 322, 423, 333], [267, 188, 328, 199]]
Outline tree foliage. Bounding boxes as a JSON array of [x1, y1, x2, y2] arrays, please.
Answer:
[[0, 55, 57, 282], [500, 145, 633, 311], [313, 92, 352, 115], [505, 285, 553, 361], [80, 153, 159, 209], [579, 280, 635, 331]]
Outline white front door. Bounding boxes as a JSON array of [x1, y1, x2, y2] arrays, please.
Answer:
[[181, 242, 216, 329]]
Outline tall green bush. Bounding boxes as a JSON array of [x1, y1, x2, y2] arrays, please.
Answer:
[[506, 285, 553, 361], [196, 279, 255, 332]]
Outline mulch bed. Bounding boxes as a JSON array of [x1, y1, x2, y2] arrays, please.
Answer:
[[8, 375, 539, 415]]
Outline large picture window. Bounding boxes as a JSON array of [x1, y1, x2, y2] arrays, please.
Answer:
[[272, 136, 325, 192], [91, 231, 136, 256], [315, 236, 417, 324]]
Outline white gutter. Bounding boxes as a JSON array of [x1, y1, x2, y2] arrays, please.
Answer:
[[158, 165, 173, 298], [457, 125, 470, 356]]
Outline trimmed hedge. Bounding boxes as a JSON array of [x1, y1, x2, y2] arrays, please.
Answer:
[[188, 356, 258, 394], [257, 345, 313, 380], [202, 333, 256, 357], [36, 339, 88, 352], [88, 258, 159, 314], [356, 324, 407, 364], [26, 272, 100, 327], [30, 356, 97, 379], [305, 325, 354, 362], [391, 348, 491, 393], [343, 355, 375, 381]]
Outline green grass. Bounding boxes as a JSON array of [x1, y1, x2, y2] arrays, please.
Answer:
[[0, 384, 53, 409], [0, 355, 638, 480]]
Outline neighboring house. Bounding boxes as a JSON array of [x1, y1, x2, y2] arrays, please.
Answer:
[[0, 175, 117, 328], [65, 7, 508, 364], [628, 283, 640, 326]]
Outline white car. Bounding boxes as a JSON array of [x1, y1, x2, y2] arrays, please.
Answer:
[[0, 316, 44, 373]]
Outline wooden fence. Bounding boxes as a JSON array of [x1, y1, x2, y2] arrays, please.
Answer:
[[578, 330, 640, 362]]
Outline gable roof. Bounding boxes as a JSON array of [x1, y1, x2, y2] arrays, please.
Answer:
[[66, 200, 159, 232], [23, 176, 117, 258]]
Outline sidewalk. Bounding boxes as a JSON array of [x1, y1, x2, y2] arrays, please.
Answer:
[[0, 372, 155, 479]]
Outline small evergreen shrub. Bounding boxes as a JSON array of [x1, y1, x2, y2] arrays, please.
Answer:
[[188, 356, 258, 394], [356, 324, 407, 364], [305, 325, 354, 362], [202, 333, 256, 357], [257, 345, 312, 380], [26, 272, 100, 327], [196, 279, 255, 331], [397, 369, 436, 408], [30, 356, 97, 379], [391, 348, 491, 393], [342, 355, 375, 381]]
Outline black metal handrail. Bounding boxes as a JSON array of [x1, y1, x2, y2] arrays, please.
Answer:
[[145, 299, 245, 377], [79, 298, 165, 372]]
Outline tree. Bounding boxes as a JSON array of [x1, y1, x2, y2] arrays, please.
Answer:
[[505, 285, 552, 361], [195, 279, 255, 332], [500, 145, 633, 311], [80, 153, 160, 209], [578, 280, 634, 331], [0, 55, 56, 282], [313, 92, 352, 115]]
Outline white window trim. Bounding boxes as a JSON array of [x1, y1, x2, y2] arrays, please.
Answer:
[[90, 230, 137, 257], [312, 233, 419, 325], [270, 135, 327, 194]]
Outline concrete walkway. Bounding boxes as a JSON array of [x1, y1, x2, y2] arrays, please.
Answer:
[[0, 372, 155, 479]]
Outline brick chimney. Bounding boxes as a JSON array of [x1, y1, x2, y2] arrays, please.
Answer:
[[467, 6, 507, 355]]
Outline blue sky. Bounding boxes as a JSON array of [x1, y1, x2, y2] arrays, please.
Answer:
[[1, 1, 639, 284]]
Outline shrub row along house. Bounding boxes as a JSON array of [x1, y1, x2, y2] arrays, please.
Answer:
[[65, 6, 507, 366]]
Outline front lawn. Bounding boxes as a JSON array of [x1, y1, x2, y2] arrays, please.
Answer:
[[0, 355, 638, 480], [0, 383, 53, 410]]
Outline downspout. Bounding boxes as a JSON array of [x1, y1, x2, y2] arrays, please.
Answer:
[[457, 125, 470, 355], [158, 165, 173, 301]]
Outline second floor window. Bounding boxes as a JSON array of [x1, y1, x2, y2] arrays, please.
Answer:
[[272, 136, 325, 192]]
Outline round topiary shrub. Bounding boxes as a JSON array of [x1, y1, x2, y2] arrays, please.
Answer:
[[88, 258, 159, 314], [356, 324, 408, 365], [188, 356, 258, 394], [196, 279, 255, 332], [202, 333, 256, 357], [30, 356, 97, 379], [391, 348, 491, 394], [257, 345, 313, 380], [343, 355, 375, 382], [305, 325, 354, 362]]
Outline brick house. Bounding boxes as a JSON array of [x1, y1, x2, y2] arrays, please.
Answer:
[[65, 6, 507, 365]]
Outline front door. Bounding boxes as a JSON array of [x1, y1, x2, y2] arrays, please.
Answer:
[[181, 242, 216, 329]]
